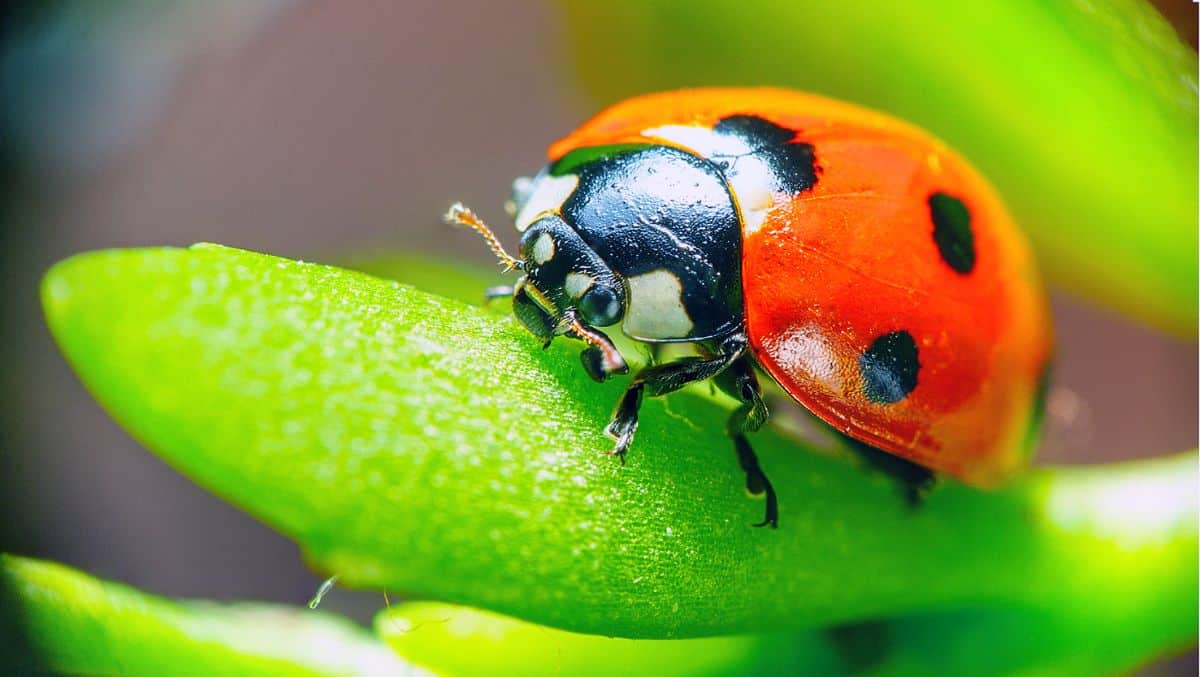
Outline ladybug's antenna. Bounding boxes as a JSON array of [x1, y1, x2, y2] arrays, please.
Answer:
[[444, 202, 524, 272]]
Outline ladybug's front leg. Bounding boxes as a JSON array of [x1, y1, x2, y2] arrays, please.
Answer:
[[605, 336, 748, 463]]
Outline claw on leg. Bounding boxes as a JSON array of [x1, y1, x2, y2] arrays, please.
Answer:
[[605, 384, 643, 464], [602, 348, 738, 463], [733, 434, 778, 528]]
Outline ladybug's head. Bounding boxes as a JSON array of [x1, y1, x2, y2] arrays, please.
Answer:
[[515, 214, 625, 332], [444, 203, 629, 380]]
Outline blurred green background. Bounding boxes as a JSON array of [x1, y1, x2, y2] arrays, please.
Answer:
[[1, 1, 1196, 674]]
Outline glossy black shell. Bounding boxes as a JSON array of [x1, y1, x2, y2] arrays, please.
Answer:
[[539, 144, 743, 342]]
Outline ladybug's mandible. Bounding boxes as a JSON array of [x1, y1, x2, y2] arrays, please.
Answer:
[[447, 88, 1053, 527]]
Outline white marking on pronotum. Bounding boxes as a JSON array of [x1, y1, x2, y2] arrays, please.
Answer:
[[514, 174, 580, 231], [732, 158, 776, 235], [564, 271, 595, 299], [642, 124, 752, 156], [641, 123, 777, 235], [308, 574, 339, 609], [532, 232, 556, 264], [622, 269, 693, 339], [505, 176, 534, 218]]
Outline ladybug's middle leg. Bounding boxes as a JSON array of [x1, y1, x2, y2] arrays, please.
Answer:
[[605, 335, 748, 463], [714, 358, 778, 528]]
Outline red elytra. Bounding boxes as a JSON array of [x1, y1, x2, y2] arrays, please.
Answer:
[[548, 88, 1053, 487]]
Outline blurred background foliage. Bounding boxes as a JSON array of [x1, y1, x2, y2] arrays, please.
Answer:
[[0, 0, 1196, 674]]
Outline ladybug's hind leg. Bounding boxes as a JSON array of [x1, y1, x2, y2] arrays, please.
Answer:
[[714, 358, 778, 528], [841, 434, 935, 507]]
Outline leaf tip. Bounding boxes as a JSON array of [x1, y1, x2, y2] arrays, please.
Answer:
[[40, 254, 90, 334]]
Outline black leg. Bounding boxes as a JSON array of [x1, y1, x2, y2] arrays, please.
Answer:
[[605, 335, 747, 461], [714, 357, 768, 432], [733, 435, 778, 528], [716, 358, 778, 528], [841, 434, 935, 507], [605, 383, 643, 464]]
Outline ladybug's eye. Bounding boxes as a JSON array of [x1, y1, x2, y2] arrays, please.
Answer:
[[578, 284, 623, 327]]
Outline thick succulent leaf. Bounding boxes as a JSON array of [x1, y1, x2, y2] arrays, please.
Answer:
[[42, 245, 1196, 653], [376, 602, 824, 676], [0, 554, 415, 677], [12, 549, 1180, 677], [559, 0, 1199, 336], [376, 600, 1195, 677], [343, 252, 501, 307]]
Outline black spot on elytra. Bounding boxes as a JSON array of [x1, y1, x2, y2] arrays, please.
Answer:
[[928, 192, 975, 274], [859, 330, 920, 404], [714, 115, 795, 146], [712, 114, 818, 195]]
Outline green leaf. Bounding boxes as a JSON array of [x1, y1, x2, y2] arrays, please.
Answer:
[[0, 554, 412, 677], [376, 602, 825, 675], [341, 251, 501, 306], [559, 0, 1199, 336], [376, 600, 1195, 676], [42, 244, 1196, 661], [13, 549, 1180, 677]]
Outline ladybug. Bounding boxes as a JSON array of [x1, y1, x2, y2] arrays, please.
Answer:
[[446, 88, 1052, 528]]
